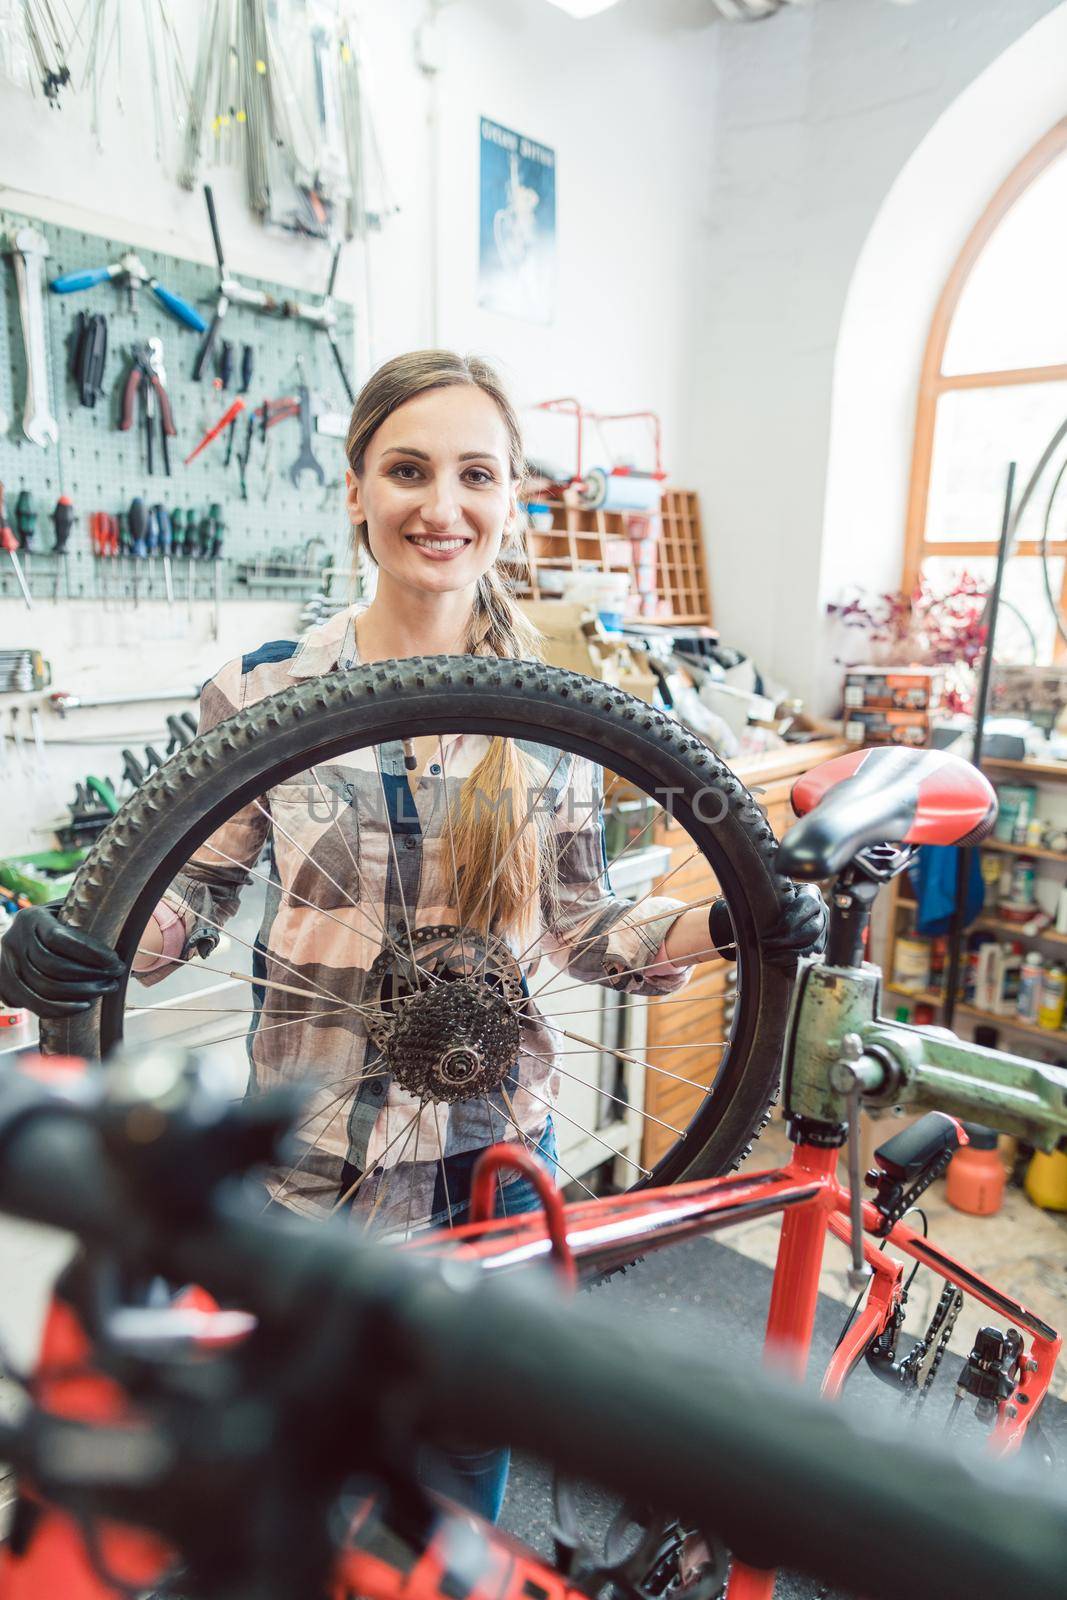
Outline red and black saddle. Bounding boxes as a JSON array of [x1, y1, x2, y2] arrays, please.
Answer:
[[777, 746, 998, 880]]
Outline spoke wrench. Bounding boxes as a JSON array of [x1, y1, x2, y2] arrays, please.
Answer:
[[288, 384, 326, 488], [10, 228, 59, 448]]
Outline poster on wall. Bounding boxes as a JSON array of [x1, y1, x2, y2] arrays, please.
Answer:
[[478, 118, 556, 324]]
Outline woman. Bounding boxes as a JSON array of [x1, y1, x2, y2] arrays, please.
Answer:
[[0, 350, 825, 1515]]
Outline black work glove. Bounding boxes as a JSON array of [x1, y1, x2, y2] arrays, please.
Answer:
[[0, 904, 125, 1019], [709, 889, 828, 970]]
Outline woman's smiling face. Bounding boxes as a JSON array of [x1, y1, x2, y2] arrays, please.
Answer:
[[347, 384, 516, 596]]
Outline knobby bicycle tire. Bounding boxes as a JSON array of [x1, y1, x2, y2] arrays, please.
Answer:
[[42, 657, 797, 1187]]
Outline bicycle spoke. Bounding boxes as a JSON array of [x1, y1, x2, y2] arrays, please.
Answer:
[[267, 1069, 392, 1209], [482, 1095, 509, 1216], [546, 1023, 717, 1092], [161, 901, 380, 1022], [200, 836, 387, 946], [530, 895, 725, 1008], [437, 735, 469, 980], [330, 1103, 423, 1215], [518, 1045, 681, 1146], [163, 1003, 359, 1053], [531, 938, 725, 1003], [135, 947, 367, 1010], [126, 1006, 291, 1015], [306, 767, 413, 962], [371, 746, 426, 986], [431, 1095, 455, 1229], [536, 990, 734, 1024], [369, 1110, 424, 1232], [403, 1099, 427, 1241], [515, 1056, 655, 1171], [498, 1082, 597, 1200], [255, 789, 438, 993], [508, 1073, 655, 1174], [476, 755, 507, 983], [508, 784, 602, 968]]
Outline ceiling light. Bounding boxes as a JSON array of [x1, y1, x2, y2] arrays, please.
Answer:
[[543, 0, 622, 18]]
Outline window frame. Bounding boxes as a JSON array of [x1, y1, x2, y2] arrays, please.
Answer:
[[903, 117, 1067, 645]]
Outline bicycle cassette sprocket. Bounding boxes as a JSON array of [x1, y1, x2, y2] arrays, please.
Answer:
[[366, 925, 525, 1105]]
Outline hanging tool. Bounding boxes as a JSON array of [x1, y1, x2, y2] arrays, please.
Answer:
[[236, 391, 296, 498], [51, 497, 74, 602], [318, 240, 356, 405], [50, 251, 206, 331], [206, 502, 226, 643], [128, 498, 148, 607], [289, 382, 326, 487], [14, 492, 37, 553], [0, 486, 32, 610], [149, 504, 176, 606], [225, 344, 254, 467], [115, 509, 130, 601], [184, 397, 245, 465], [192, 186, 355, 399], [69, 311, 108, 407], [89, 511, 118, 605], [171, 507, 187, 559], [218, 340, 234, 390], [9, 227, 59, 448], [119, 339, 176, 476]]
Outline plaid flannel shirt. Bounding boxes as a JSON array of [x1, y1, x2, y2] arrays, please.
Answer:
[[137, 609, 691, 1232]]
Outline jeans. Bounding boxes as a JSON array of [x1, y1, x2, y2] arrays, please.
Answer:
[[418, 1118, 558, 1523]]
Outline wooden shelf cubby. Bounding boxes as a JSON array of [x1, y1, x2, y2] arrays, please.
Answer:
[[511, 489, 712, 626]]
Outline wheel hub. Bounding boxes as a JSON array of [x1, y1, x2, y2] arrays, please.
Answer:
[[367, 925, 525, 1105]]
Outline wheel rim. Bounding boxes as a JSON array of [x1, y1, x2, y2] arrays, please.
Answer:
[[44, 661, 793, 1230]]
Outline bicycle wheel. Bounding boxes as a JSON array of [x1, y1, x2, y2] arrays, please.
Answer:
[[42, 657, 796, 1222]]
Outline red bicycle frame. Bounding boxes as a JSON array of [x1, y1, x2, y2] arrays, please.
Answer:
[[1, 1135, 1058, 1600]]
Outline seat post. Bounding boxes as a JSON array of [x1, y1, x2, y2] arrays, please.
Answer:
[[826, 867, 880, 967]]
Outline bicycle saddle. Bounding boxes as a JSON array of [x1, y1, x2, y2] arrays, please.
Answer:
[[777, 746, 997, 880]]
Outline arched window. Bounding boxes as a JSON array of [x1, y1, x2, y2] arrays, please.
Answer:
[[904, 119, 1067, 664]]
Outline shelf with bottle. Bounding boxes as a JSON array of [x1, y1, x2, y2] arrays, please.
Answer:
[[888, 929, 1067, 1035], [981, 838, 1067, 863], [885, 983, 1067, 1046]]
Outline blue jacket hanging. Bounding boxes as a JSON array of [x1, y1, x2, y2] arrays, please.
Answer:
[[912, 844, 985, 936]]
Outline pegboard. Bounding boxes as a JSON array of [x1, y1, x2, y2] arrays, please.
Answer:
[[0, 211, 357, 604]]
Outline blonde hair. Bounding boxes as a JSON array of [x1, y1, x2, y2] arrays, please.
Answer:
[[346, 351, 548, 944]]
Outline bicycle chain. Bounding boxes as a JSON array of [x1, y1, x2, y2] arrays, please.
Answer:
[[873, 1148, 955, 1236], [905, 1281, 965, 1401]]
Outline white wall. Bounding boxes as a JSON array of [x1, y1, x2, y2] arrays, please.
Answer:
[[687, 0, 1063, 713], [0, 0, 717, 857], [1, 0, 716, 468]]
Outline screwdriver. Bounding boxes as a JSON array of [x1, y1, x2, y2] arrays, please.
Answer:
[[151, 504, 175, 606], [51, 496, 74, 603], [0, 483, 32, 609], [207, 501, 226, 643], [129, 497, 148, 608], [14, 490, 36, 552]]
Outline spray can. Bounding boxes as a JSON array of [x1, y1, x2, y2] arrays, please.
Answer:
[[1018, 952, 1044, 1023], [1055, 883, 1067, 937], [1038, 964, 1067, 1031]]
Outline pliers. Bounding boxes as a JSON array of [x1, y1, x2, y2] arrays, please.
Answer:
[[120, 338, 176, 476]]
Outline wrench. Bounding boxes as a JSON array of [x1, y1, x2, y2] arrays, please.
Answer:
[[288, 384, 326, 488], [11, 228, 59, 448]]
